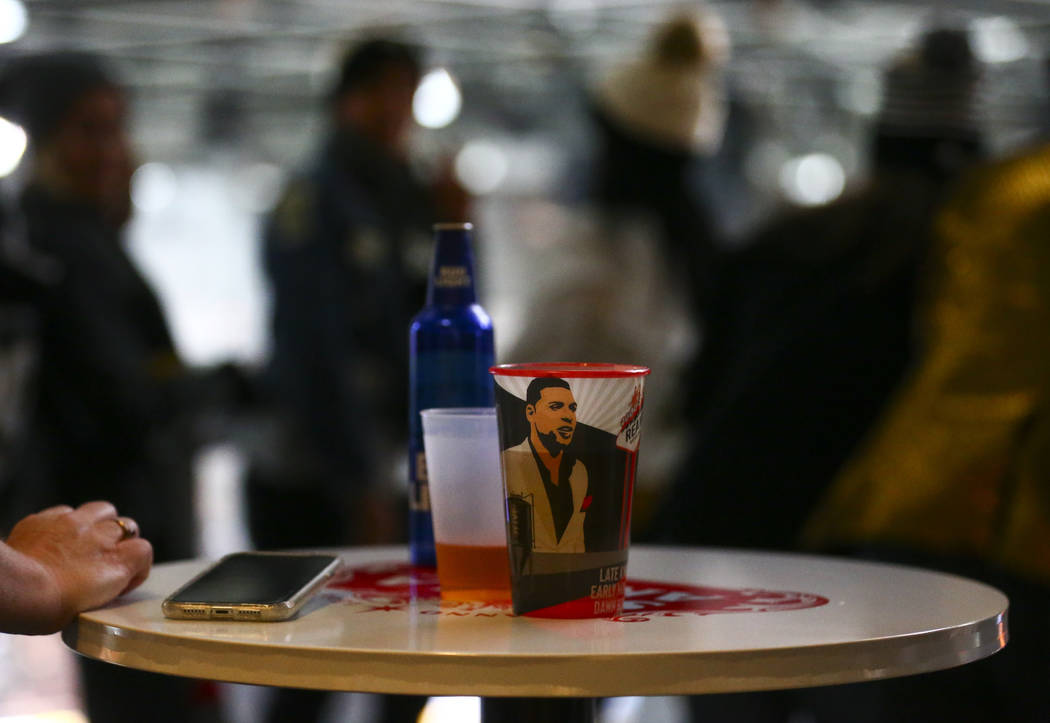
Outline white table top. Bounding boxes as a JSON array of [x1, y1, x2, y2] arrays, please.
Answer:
[[62, 545, 1008, 697]]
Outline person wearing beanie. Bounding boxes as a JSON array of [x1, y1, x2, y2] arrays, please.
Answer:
[[595, 9, 729, 155], [503, 7, 728, 529], [0, 51, 202, 722], [873, 27, 986, 185], [589, 9, 729, 316]]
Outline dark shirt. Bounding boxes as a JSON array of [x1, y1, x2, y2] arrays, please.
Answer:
[[529, 438, 576, 543]]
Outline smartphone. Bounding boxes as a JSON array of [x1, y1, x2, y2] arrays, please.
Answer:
[[162, 551, 342, 621]]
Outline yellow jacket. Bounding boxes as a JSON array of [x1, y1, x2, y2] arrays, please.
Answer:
[[803, 144, 1050, 586]]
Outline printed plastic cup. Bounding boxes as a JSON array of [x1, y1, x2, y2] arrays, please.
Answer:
[[490, 363, 650, 618], [420, 408, 511, 602]]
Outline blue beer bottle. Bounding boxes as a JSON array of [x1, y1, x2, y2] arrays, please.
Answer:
[[408, 222, 495, 567]]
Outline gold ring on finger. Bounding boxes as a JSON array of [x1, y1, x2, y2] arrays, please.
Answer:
[[112, 517, 138, 541]]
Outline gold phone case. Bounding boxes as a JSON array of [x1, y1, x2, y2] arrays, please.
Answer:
[[161, 551, 341, 622]]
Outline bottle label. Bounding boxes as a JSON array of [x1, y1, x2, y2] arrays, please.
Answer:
[[434, 265, 471, 288], [410, 452, 430, 512]]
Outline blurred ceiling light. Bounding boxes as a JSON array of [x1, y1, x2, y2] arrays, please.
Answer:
[[971, 16, 1029, 64], [0, 115, 26, 176], [0, 0, 27, 44], [454, 140, 508, 195], [413, 68, 462, 129], [779, 152, 845, 207], [418, 696, 480, 723], [131, 162, 178, 214]]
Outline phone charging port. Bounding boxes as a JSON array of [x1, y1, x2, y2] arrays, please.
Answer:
[[215, 609, 231, 615]]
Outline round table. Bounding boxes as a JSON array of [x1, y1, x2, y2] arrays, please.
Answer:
[[62, 545, 1007, 711]]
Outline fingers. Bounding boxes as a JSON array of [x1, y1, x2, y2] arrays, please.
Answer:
[[26, 501, 144, 547], [92, 516, 140, 546], [76, 500, 119, 524], [35, 504, 75, 518], [64, 502, 142, 544], [99, 510, 149, 593], [118, 538, 153, 595]]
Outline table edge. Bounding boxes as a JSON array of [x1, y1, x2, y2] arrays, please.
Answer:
[[62, 607, 1007, 697]]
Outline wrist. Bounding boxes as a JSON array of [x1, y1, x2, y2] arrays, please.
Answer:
[[0, 543, 70, 635]]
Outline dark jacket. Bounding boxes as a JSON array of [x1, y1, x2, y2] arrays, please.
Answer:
[[14, 185, 195, 560], [260, 127, 433, 491], [651, 174, 940, 549]]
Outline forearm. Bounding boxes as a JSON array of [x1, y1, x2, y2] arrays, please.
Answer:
[[0, 541, 67, 635]]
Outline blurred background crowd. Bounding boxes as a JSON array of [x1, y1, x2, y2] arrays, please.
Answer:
[[1, 0, 1050, 722]]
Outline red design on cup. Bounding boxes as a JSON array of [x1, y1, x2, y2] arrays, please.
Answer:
[[324, 563, 829, 621]]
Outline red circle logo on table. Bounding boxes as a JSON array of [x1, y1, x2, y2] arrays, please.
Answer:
[[325, 563, 828, 622]]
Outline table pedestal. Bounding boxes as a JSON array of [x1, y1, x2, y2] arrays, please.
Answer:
[[481, 697, 596, 723]]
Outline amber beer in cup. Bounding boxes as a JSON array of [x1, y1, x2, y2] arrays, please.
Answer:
[[491, 363, 649, 618], [432, 544, 508, 598], [420, 408, 510, 601]]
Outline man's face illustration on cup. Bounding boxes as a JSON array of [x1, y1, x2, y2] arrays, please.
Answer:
[[527, 385, 577, 452]]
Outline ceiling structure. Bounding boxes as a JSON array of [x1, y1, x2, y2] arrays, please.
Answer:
[[3, 1, 1049, 363], [3, 1, 1049, 179]]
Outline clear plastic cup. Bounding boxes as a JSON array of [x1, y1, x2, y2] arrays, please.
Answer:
[[490, 363, 650, 618], [420, 407, 510, 601]]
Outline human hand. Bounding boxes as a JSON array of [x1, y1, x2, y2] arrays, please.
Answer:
[[4, 501, 153, 634]]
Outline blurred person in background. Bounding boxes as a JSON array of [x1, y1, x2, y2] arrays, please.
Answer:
[[645, 26, 994, 722], [795, 66, 1050, 723], [0, 198, 51, 516], [649, 26, 987, 555], [249, 36, 464, 723], [590, 8, 727, 317], [251, 37, 470, 553], [505, 7, 728, 533], [1, 204, 153, 644], [0, 51, 238, 723]]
